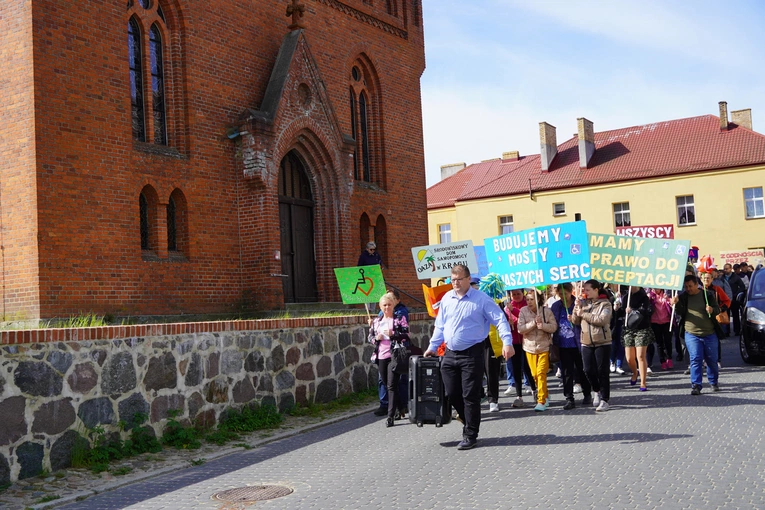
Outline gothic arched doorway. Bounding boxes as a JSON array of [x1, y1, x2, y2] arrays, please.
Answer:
[[278, 151, 318, 303]]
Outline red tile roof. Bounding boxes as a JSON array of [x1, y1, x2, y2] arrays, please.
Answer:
[[427, 115, 765, 209]]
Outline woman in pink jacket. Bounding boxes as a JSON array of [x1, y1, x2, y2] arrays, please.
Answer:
[[648, 289, 674, 370]]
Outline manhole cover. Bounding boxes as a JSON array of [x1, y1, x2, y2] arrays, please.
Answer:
[[212, 485, 293, 503]]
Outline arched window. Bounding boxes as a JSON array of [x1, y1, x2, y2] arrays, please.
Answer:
[[128, 1, 173, 147], [128, 18, 145, 142], [358, 91, 371, 182], [167, 189, 188, 257], [166, 195, 176, 251], [349, 58, 383, 186], [140, 192, 150, 249], [374, 215, 388, 267], [150, 24, 167, 145], [349, 89, 358, 180]]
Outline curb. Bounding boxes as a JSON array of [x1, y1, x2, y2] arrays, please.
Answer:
[[32, 404, 379, 509]]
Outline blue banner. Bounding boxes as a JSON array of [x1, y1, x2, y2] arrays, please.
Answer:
[[484, 221, 591, 289], [473, 246, 489, 278]]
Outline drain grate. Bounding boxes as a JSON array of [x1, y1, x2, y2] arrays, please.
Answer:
[[212, 485, 294, 503]]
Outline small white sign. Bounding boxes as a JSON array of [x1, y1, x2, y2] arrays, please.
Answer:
[[411, 240, 478, 280], [719, 249, 765, 266]]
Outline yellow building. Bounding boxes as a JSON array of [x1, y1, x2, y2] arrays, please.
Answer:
[[428, 102, 765, 264]]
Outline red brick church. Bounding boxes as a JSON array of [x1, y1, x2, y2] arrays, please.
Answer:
[[0, 0, 428, 319]]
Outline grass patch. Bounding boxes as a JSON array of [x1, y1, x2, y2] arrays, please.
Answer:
[[35, 495, 61, 503], [190, 458, 206, 466], [161, 410, 202, 450], [111, 466, 133, 476], [288, 387, 378, 417]]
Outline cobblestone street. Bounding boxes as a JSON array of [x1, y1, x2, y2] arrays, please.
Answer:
[[33, 339, 765, 509]]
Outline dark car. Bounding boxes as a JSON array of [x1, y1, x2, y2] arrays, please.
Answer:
[[739, 268, 765, 364]]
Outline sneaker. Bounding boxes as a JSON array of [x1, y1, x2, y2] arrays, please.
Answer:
[[661, 361, 668, 370], [489, 403, 500, 412], [573, 383, 583, 394], [581, 395, 593, 406], [563, 400, 575, 410], [373, 406, 387, 416], [503, 387, 514, 396], [595, 400, 610, 412], [667, 360, 674, 369], [555, 368, 562, 378], [646, 367, 656, 377], [534, 403, 546, 412], [615, 366, 625, 375], [711, 384, 721, 392], [452, 411, 464, 424], [691, 385, 702, 396], [524, 385, 534, 395], [544, 398, 550, 409], [457, 438, 476, 450], [512, 397, 524, 408], [592, 392, 601, 408], [610, 362, 616, 373], [684, 368, 691, 375], [386, 417, 394, 427]]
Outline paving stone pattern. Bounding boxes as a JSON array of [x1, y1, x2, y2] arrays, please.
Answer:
[[13, 340, 765, 509]]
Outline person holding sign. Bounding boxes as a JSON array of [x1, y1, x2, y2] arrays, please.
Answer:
[[621, 287, 655, 391], [551, 283, 592, 410], [671, 275, 723, 395], [368, 294, 410, 427], [424, 264, 514, 451], [518, 289, 558, 412], [572, 280, 613, 412]]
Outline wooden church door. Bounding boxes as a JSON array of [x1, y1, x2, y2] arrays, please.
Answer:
[[278, 151, 318, 303]]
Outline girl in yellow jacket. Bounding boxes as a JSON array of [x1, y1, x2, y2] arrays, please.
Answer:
[[518, 289, 558, 411]]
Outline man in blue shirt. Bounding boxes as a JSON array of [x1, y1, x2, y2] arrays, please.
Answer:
[[424, 264, 514, 450]]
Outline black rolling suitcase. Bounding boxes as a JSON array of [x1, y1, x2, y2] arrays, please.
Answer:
[[408, 355, 451, 427]]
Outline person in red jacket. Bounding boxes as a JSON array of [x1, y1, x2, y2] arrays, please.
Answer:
[[504, 289, 536, 407]]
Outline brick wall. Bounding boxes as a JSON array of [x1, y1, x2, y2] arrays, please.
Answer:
[[7, 0, 428, 319], [0, 0, 41, 321]]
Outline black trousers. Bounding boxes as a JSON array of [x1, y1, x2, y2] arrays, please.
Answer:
[[582, 344, 611, 402], [510, 343, 536, 397], [483, 341, 500, 404], [731, 302, 741, 335], [441, 343, 484, 441], [377, 358, 401, 419], [559, 346, 591, 401], [650, 322, 672, 363]]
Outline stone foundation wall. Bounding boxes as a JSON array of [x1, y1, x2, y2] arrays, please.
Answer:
[[0, 316, 434, 484]]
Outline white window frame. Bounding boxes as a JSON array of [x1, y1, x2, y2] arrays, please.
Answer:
[[498, 215, 514, 235], [438, 223, 451, 243], [553, 203, 566, 217], [744, 187, 765, 219], [676, 195, 696, 226], [613, 202, 631, 228]]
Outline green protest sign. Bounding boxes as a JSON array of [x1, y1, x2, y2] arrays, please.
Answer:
[[334, 265, 387, 304], [588, 233, 689, 290]]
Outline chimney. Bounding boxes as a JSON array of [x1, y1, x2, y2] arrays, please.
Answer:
[[440, 162, 466, 181], [577, 117, 595, 168], [719, 101, 729, 130], [502, 151, 520, 161], [539, 122, 557, 171], [731, 108, 753, 130]]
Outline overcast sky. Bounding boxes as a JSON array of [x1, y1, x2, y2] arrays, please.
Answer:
[[420, 0, 765, 188]]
